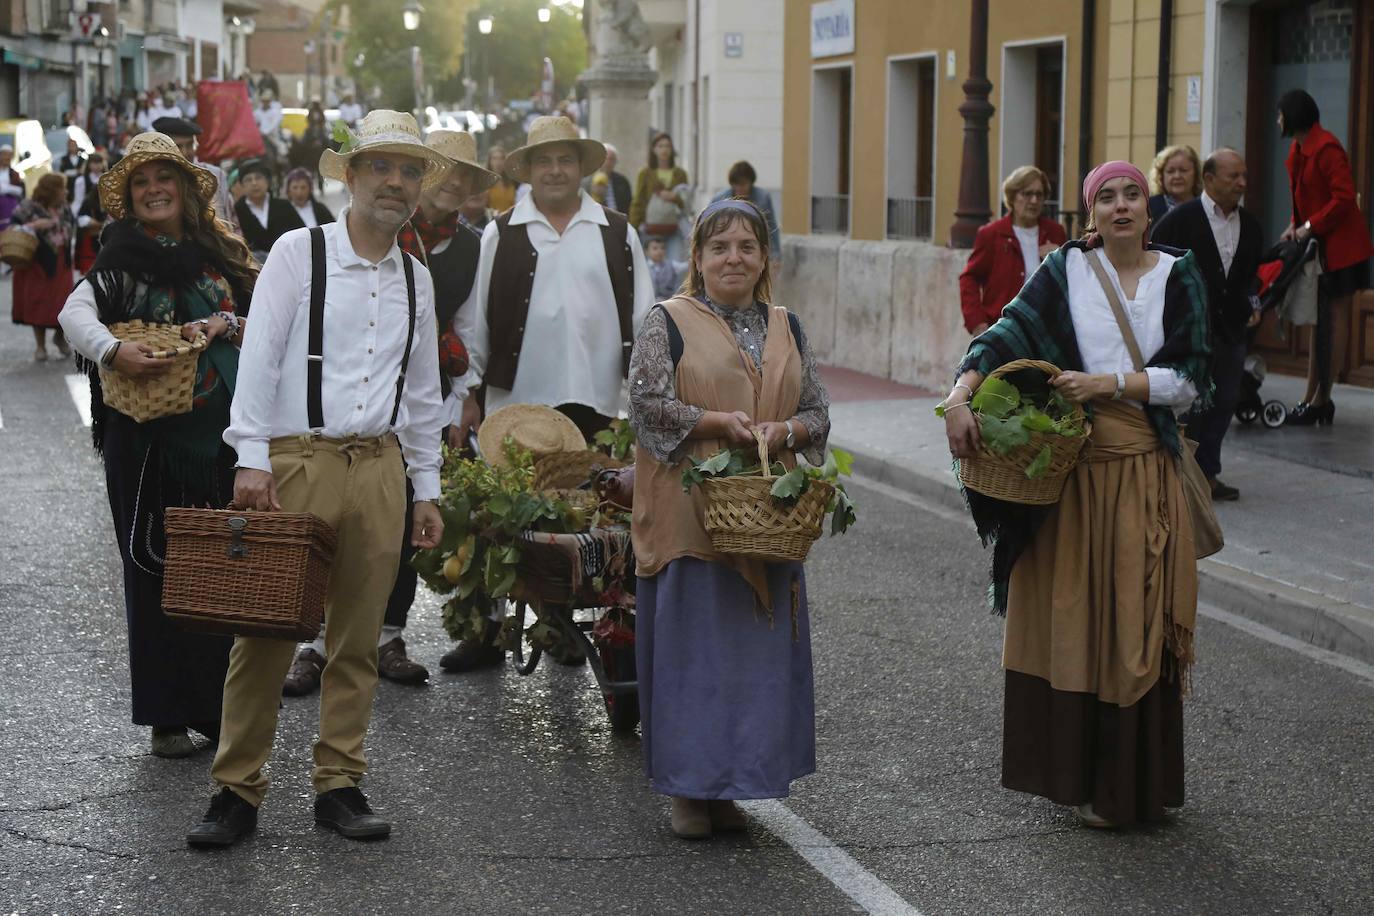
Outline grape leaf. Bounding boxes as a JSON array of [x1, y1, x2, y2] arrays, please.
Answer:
[[769, 467, 807, 502], [1024, 444, 1054, 480], [829, 447, 855, 476], [970, 376, 1020, 419], [1019, 406, 1055, 432], [980, 414, 1032, 455], [830, 486, 857, 535]]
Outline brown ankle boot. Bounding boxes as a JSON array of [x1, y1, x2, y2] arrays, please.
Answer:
[[670, 797, 711, 839], [708, 799, 749, 832]]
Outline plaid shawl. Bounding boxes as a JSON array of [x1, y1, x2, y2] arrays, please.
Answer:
[[956, 240, 1213, 613]]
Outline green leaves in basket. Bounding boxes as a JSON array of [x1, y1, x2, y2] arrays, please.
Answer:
[[980, 414, 1032, 456], [681, 447, 753, 491], [1024, 445, 1054, 480], [769, 467, 808, 502], [970, 376, 1020, 418], [830, 485, 857, 535]]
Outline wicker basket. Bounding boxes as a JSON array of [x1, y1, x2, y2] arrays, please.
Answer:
[[98, 321, 207, 423], [0, 228, 37, 268], [533, 450, 626, 491], [701, 432, 833, 562], [957, 359, 1090, 506], [161, 508, 337, 640]]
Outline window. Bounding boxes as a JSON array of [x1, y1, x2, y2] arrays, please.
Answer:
[[810, 65, 852, 235], [999, 40, 1067, 229], [886, 55, 936, 240]]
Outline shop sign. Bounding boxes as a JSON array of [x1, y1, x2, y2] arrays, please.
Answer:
[[811, 0, 855, 59]]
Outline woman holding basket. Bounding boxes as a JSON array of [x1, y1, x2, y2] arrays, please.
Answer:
[[628, 198, 831, 839], [943, 161, 1211, 828], [58, 132, 258, 758]]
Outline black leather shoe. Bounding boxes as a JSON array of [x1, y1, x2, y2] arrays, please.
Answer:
[[314, 787, 391, 840], [1209, 480, 1240, 501], [187, 787, 257, 848], [1286, 400, 1335, 427]]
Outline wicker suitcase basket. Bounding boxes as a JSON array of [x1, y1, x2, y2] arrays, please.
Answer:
[[533, 449, 626, 491], [701, 433, 832, 562], [99, 321, 207, 423], [0, 227, 37, 268], [161, 508, 337, 640]]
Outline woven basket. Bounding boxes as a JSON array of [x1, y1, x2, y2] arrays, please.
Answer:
[[0, 228, 37, 267], [161, 508, 337, 640], [98, 321, 207, 423], [701, 432, 833, 562], [957, 359, 1089, 506], [533, 450, 626, 491]]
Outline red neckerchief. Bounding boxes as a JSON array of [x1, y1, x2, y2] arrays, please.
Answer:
[[398, 207, 459, 262]]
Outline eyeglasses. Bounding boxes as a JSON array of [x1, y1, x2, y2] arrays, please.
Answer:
[[1017, 189, 1046, 200], [357, 157, 424, 183]]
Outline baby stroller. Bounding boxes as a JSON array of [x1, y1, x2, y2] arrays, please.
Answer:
[[1234, 354, 1287, 428]]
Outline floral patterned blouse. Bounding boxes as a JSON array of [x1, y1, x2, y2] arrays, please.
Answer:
[[628, 297, 831, 466]]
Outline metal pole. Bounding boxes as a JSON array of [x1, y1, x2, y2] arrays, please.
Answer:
[[950, 0, 995, 248], [1155, 0, 1174, 152]]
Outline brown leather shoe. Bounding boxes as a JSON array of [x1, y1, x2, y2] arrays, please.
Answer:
[[377, 636, 429, 684], [708, 799, 749, 832], [670, 797, 711, 840], [282, 647, 325, 697]]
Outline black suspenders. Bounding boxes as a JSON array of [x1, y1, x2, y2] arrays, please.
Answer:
[[306, 225, 417, 433]]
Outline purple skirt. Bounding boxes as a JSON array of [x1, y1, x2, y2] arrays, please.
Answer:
[[636, 557, 816, 799]]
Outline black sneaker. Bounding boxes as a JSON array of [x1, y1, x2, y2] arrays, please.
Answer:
[[1210, 480, 1240, 501], [187, 787, 257, 848], [314, 787, 391, 840]]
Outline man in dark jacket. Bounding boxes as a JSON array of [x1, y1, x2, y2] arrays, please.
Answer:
[[1152, 148, 1264, 501]]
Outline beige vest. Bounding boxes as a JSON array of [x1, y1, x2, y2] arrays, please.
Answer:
[[632, 296, 802, 606]]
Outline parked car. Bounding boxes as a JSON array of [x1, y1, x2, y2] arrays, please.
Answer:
[[281, 107, 341, 140]]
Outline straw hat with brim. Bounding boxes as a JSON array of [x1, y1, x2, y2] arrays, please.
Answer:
[[98, 132, 219, 221], [425, 130, 500, 191], [504, 116, 607, 183], [319, 110, 451, 191], [478, 405, 586, 468]]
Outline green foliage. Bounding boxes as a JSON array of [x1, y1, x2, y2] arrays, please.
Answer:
[[682, 444, 859, 537], [593, 419, 636, 461], [1024, 445, 1054, 480], [432, 1, 589, 107], [935, 376, 1085, 479], [329, 0, 479, 110], [970, 376, 1020, 418]]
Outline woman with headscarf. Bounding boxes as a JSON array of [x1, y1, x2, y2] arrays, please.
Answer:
[[58, 132, 258, 758], [943, 161, 1212, 829], [628, 198, 831, 839], [11, 173, 76, 361], [232, 158, 305, 261], [1275, 89, 1374, 426]]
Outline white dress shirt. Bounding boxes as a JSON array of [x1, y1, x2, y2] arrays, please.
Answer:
[[1200, 190, 1240, 277], [224, 211, 446, 501], [457, 190, 653, 418], [339, 102, 364, 125], [1013, 224, 1041, 282], [1064, 247, 1198, 413], [294, 202, 319, 228], [0, 169, 22, 198], [253, 103, 283, 136]]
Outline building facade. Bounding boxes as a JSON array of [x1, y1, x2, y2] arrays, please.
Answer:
[[244, 0, 349, 106], [781, 0, 1374, 390]]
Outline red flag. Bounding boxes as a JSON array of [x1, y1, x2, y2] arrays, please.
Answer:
[[195, 81, 265, 162]]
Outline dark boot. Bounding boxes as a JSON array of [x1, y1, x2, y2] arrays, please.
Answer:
[[187, 788, 258, 848], [439, 619, 503, 673], [314, 787, 391, 840]]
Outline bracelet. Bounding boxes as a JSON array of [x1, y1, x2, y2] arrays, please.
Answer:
[[1112, 372, 1126, 400], [941, 401, 971, 412], [217, 311, 242, 338], [951, 383, 973, 400], [101, 341, 121, 368]]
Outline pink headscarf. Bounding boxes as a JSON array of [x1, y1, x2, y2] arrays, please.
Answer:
[[1081, 160, 1151, 249]]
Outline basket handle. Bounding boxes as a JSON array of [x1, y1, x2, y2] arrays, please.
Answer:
[[986, 358, 1063, 382], [755, 429, 771, 479], [146, 332, 208, 360]]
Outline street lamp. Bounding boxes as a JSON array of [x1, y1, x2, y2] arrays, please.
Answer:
[[537, 7, 551, 23], [402, 1, 424, 33], [93, 26, 109, 101], [478, 16, 493, 35], [403, 1, 423, 118]]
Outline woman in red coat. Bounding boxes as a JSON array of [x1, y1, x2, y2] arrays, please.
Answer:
[[958, 166, 1068, 334], [1277, 89, 1374, 425]]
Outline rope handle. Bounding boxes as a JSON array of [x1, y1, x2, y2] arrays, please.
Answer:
[[755, 429, 772, 479], [146, 332, 208, 360]]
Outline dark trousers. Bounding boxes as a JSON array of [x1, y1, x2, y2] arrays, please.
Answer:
[[1191, 338, 1247, 480], [555, 402, 614, 441], [383, 476, 417, 629]]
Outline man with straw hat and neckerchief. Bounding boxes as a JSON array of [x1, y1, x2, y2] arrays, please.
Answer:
[[191, 111, 450, 848], [445, 115, 653, 671], [278, 129, 499, 693]]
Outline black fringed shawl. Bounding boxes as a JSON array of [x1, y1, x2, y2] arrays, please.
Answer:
[[954, 241, 1214, 613]]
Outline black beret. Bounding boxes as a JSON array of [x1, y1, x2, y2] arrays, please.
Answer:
[[152, 116, 202, 137]]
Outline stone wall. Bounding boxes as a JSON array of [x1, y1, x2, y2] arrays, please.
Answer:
[[779, 235, 970, 392]]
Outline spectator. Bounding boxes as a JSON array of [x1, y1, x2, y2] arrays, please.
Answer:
[[233, 158, 305, 260], [459, 188, 492, 232], [282, 166, 334, 228], [583, 142, 631, 214], [338, 93, 364, 126], [1147, 145, 1203, 224], [1275, 88, 1374, 426], [72, 152, 108, 275], [630, 132, 690, 261], [0, 145, 24, 233], [645, 236, 686, 301], [709, 160, 781, 263], [485, 144, 519, 213], [958, 165, 1068, 334]]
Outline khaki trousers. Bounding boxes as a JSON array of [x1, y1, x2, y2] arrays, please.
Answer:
[[211, 434, 406, 806]]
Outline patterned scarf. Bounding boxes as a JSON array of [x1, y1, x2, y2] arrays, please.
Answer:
[[955, 240, 1213, 613], [398, 207, 460, 263]]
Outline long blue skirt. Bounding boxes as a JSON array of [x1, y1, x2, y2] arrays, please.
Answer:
[[636, 557, 816, 799]]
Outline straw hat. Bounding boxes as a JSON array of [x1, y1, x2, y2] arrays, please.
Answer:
[[318, 110, 452, 191], [424, 130, 500, 191], [97, 132, 219, 220], [478, 405, 586, 467], [504, 116, 606, 183]]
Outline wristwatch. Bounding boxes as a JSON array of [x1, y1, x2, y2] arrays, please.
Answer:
[[783, 420, 796, 450]]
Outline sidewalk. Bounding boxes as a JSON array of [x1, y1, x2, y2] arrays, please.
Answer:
[[821, 365, 1374, 666]]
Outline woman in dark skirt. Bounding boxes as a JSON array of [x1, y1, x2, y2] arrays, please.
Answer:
[[58, 132, 258, 758], [11, 173, 76, 361], [943, 161, 1212, 828], [628, 198, 831, 839]]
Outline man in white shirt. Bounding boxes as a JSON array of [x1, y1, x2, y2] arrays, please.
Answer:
[[252, 92, 284, 138], [338, 94, 364, 126], [147, 92, 182, 124], [190, 111, 451, 849], [444, 115, 652, 671]]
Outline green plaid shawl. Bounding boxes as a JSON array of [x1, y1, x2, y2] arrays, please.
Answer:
[[956, 241, 1213, 612]]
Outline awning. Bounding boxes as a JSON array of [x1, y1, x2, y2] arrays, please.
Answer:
[[3, 50, 43, 71]]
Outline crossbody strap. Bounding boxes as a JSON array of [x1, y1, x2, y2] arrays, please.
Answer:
[[307, 226, 326, 430], [1086, 248, 1146, 373], [390, 251, 418, 428]]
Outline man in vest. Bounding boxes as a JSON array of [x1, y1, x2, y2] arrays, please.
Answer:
[[278, 130, 500, 692], [447, 115, 653, 671], [191, 111, 450, 848]]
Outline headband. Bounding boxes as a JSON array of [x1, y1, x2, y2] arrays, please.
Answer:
[[698, 197, 762, 221], [1081, 160, 1149, 211]]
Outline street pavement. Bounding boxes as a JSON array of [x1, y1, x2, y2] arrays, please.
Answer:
[[2, 280, 1373, 915]]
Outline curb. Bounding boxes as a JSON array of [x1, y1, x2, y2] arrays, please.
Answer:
[[834, 435, 1374, 668]]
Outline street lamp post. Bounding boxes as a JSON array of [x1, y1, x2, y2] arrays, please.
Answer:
[[93, 27, 109, 101], [403, 1, 424, 119], [477, 16, 493, 109]]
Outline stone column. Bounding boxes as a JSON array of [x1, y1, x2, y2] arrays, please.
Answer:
[[579, 0, 657, 164]]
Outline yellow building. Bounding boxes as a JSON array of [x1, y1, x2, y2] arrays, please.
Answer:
[[780, 0, 1374, 389]]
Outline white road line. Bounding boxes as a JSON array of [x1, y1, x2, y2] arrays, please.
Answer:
[[1199, 602, 1374, 689], [65, 373, 92, 427], [741, 800, 922, 915]]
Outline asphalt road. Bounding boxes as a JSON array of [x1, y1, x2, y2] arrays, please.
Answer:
[[1, 284, 1371, 916]]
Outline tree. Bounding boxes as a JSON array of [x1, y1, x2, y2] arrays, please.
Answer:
[[434, 1, 587, 108], [329, 0, 480, 111]]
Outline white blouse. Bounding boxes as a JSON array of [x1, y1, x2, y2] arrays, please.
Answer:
[[1064, 247, 1198, 413]]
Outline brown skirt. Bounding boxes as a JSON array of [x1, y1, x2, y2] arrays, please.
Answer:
[[1002, 669, 1184, 825]]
